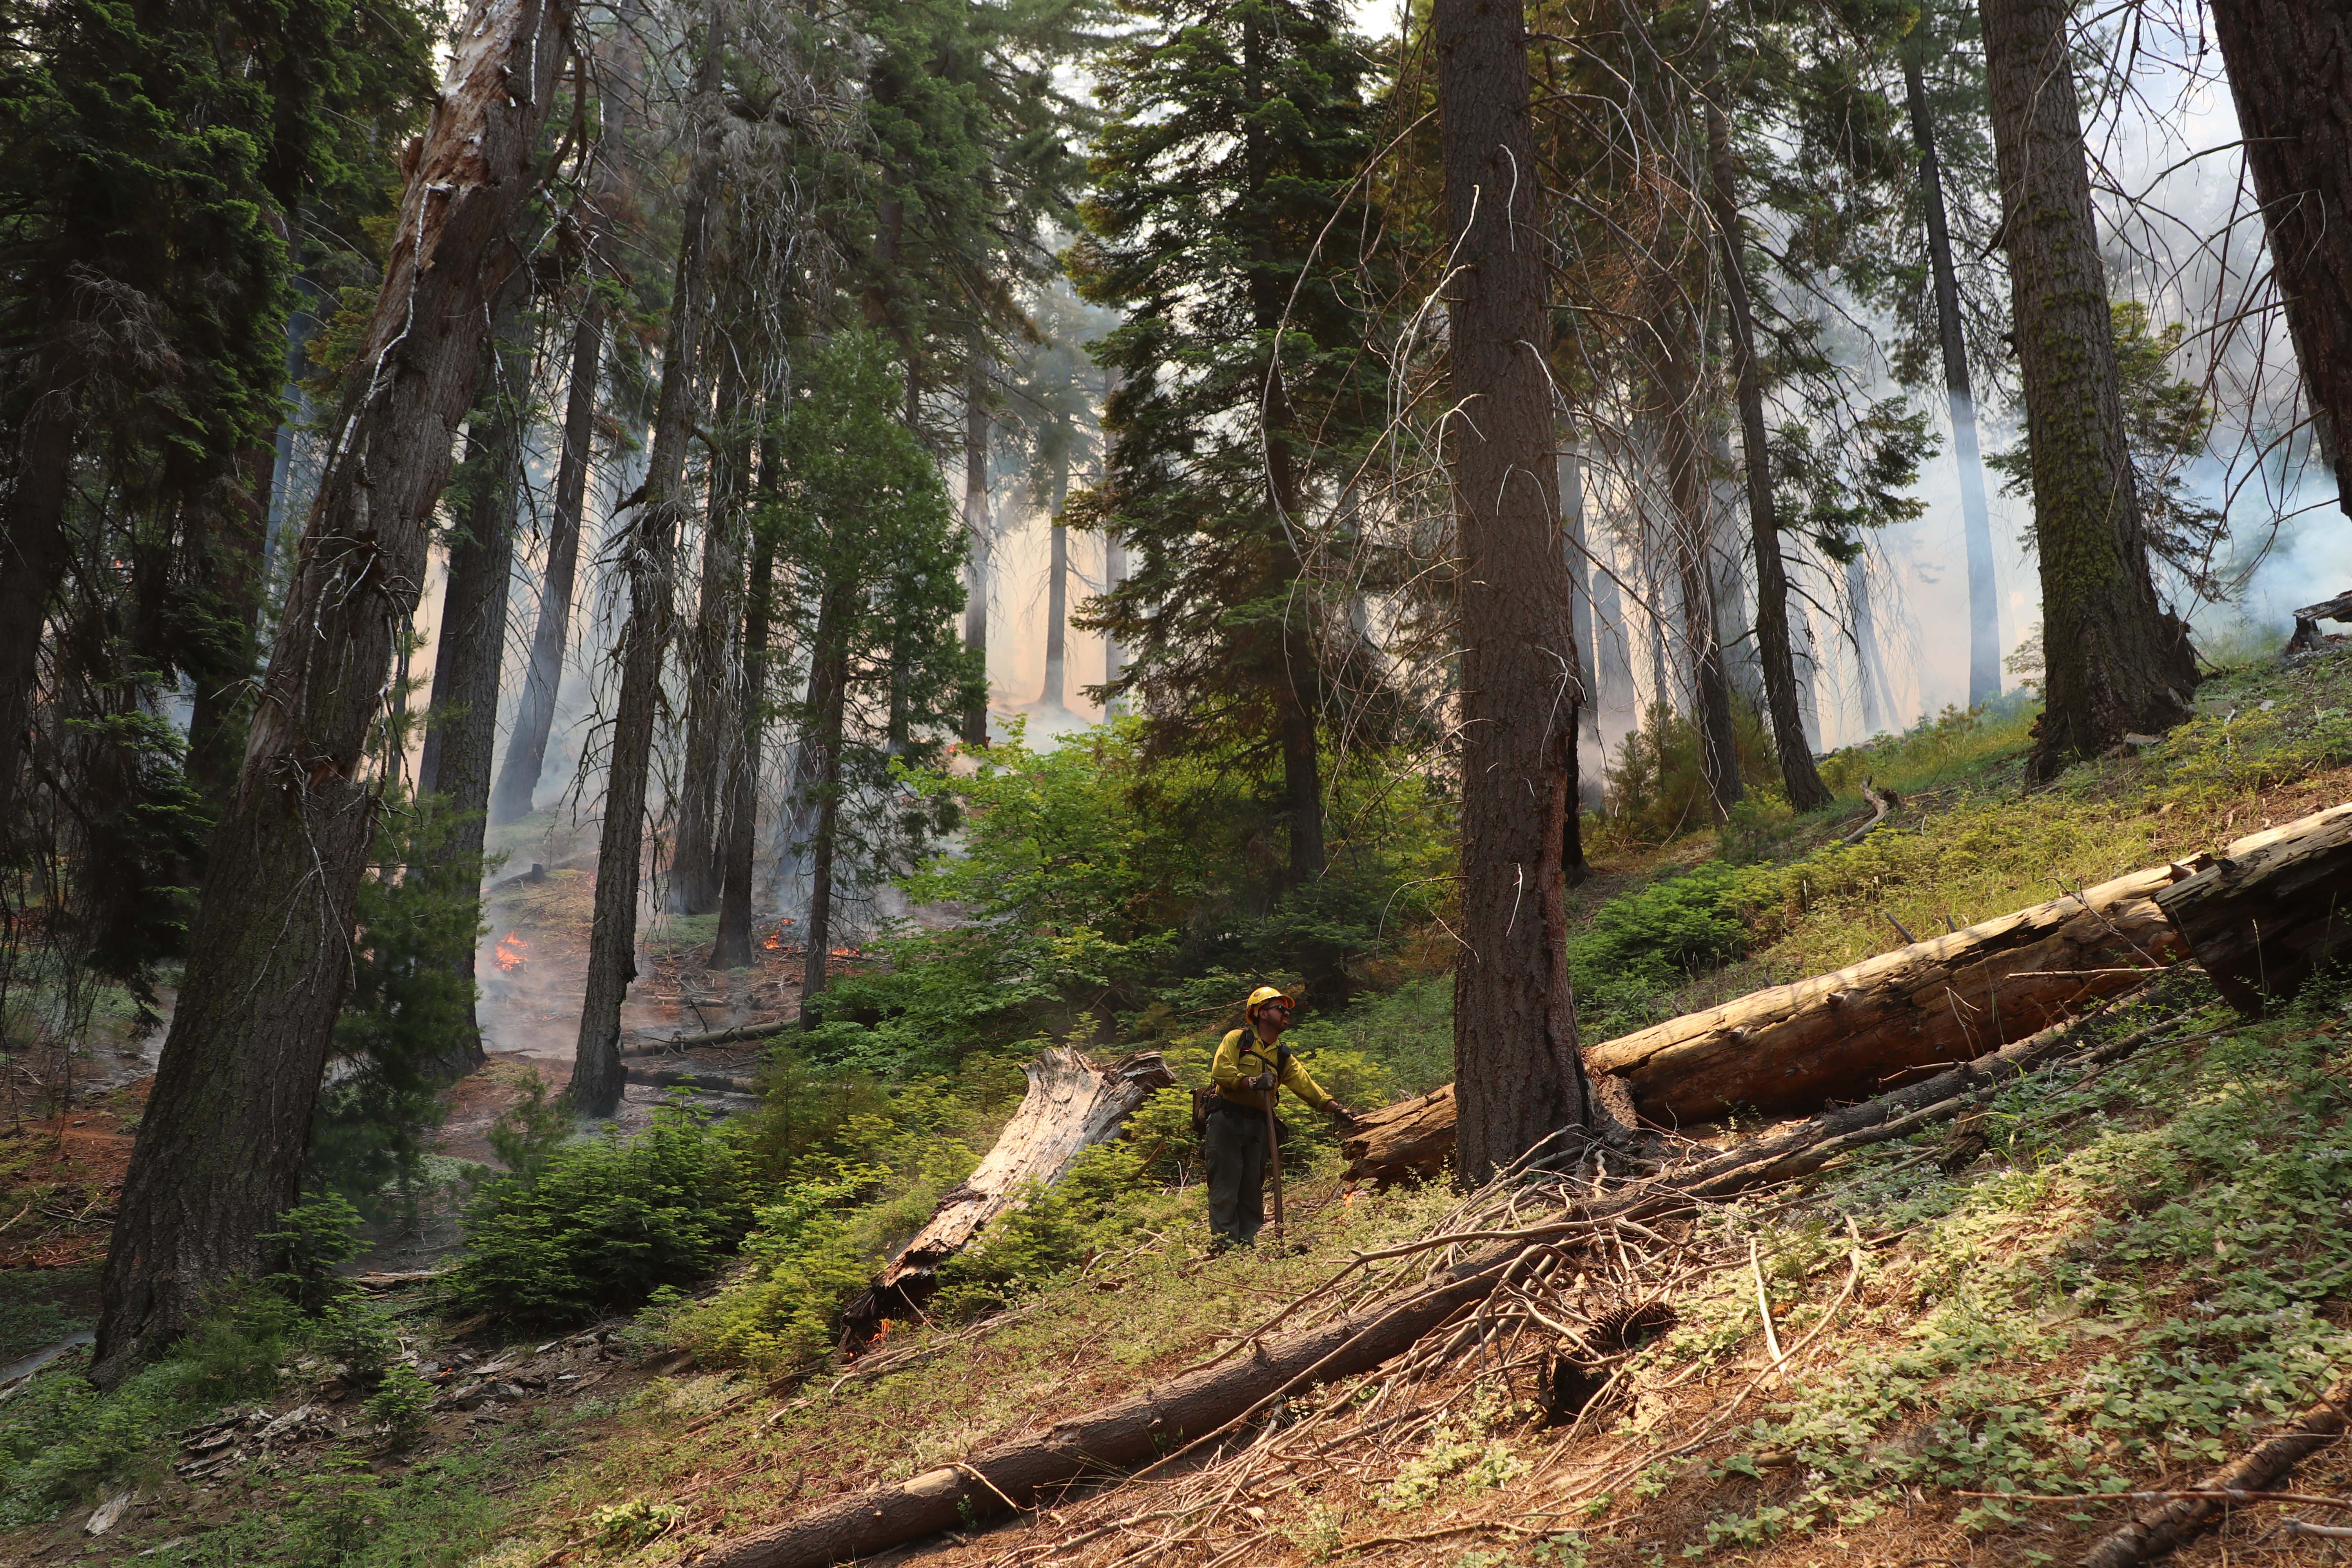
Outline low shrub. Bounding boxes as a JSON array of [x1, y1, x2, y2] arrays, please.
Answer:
[[364, 1363, 435, 1448], [442, 1096, 755, 1330]]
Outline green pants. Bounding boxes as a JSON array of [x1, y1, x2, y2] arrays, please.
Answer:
[[1205, 1105, 1269, 1247]]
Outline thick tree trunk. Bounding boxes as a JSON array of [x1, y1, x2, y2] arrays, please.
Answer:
[[841, 1047, 1175, 1345], [2154, 799, 2352, 1016], [711, 446, 776, 971], [2205, 0, 2352, 519], [492, 298, 603, 824], [1980, 0, 2195, 775], [0, 341, 82, 835], [1704, 74, 1831, 812], [1903, 51, 2002, 706], [92, 0, 571, 1382], [185, 443, 275, 808], [413, 307, 530, 1080], [1339, 1083, 1455, 1187], [1438, 0, 1593, 1186], [1102, 530, 1126, 713], [1559, 434, 1604, 805], [961, 360, 991, 747], [671, 359, 748, 915], [797, 616, 850, 1012], [572, 3, 725, 1118]]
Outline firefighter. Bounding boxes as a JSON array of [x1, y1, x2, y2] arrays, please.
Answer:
[[1205, 985, 1356, 1248]]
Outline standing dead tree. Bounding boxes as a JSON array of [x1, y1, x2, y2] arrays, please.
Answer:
[[91, 0, 574, 1381]]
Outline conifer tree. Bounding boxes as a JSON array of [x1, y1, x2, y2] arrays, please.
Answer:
[[1068, 0, 1387, 887]]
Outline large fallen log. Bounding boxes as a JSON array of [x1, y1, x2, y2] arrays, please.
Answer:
[[699, 1007, 2180, 1568], [2153, 801, 2352, 1016], [838, 1048, 1174, 1346], [621, 1019, 795, 1057], [1339, 1084, 1455, 1187]]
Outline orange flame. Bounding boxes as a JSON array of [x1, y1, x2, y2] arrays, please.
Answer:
[[831, 946, 860, 959], [494, 933, 528, 973], [762, 929, 784, 951]]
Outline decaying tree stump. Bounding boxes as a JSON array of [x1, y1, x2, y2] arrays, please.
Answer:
[[839, 1048, 1174, 1345], [2154, 800, 2352, 1015]]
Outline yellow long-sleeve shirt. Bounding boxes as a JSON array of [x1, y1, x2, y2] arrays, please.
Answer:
[[1211, 1028, 1336, 1114]]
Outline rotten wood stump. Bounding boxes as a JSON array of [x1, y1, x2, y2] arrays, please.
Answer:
[[840, 1047, 1174, 1346], [2154, 800, 2352, 1015], [1340, 1084, 1454, 1187]]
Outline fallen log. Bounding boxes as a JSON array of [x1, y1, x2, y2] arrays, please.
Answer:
[[1339, 1084, 1454, 1187], [838, 1048, 1174, 1346], [2080, 1371, 2352, 1568], [620, 1019, 794, 1057], [626, 1065, 757, 1095], [701, 1007, 2187, 1568], [2152, 801, 2352, 1016]]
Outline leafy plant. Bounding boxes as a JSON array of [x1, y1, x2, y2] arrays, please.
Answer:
[[261, 1191, 367, 1313], [364, 1363, 435, 1448], [443, 1096, 755, 1330]]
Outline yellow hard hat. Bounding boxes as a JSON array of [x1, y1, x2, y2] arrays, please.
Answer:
[[1245, 985, 1292, 1019]]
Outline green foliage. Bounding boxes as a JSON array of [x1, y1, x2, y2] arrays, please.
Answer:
[[171, 1442, 517, 1568], [261, 1191, 367, 1314], [486, 1073, 577, 1181], [317, 1299, 400, 1383], [1597, 701, 1781, 848], [443, 1098, 755, 1331], [311, 792, 483, 1206], [590, 1498, 688, 1552], [364, 1363, 436, 1448], [818, 718, 1454, 1070], [0, 1286, 296, 1523], [1569, 864, 1749, 1035]]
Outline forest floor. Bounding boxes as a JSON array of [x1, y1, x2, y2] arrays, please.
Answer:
[[3, 637, 2351, 1568]]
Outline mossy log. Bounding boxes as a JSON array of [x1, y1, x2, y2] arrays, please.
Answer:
[[1344, 860, 2212, 1181], [2153, 800, 2352, 1015], [839, 1048, 1174, 1346]]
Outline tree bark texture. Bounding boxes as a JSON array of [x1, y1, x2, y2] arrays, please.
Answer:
[[796, 591, 851, 1010], [711, 449, 777, 970], [1980, 0, 2194, 774], [1651, 325, 1744, 819], [962, 360, 991, 747], [185, 443, 276, 808], [840, 1048, 1175, 1345], [0, 338, 84, 835], [2153, 799, 2352, 1016], [413, 305, 530, 1080], [1437, 0, 1593, 1187], [1102, 527, 1126, 710], [2205, 0, 2352, 519], [1846, 554, 1886, 734], [671, 357, 748, 915], [572, 4, 725, 1118], [1339, 1083, 1456, 1187], [491, 297, 603, 824], [1902, 51, 2002, 706], [92, 0, 571, 1382], [1558, 435, 1604, 802], [1704, 72, 1830, 812]]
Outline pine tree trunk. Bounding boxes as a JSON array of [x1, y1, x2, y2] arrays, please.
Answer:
[[1558, 434, 1604, 802], [1040, 459, 1068, 708], [798, 597, 851, 1011], [1980, 0, 2195, 775], [91, 0, 571, 1382], [1102, 529, 1126, 712], [185, 443, 275, 808], [1437, 0, 1594, 1186], [1847, 554, 1885, 734], [1650, 318, 1744, 820], [1903, 52, 2003, 705], [1704, 71, 1831, 811], [493, 298, 603, 824], [671, 358, 747, 915], [414, 305, 529, 1078], [711, 503, 776, 971], [2205, 0, 2352, 518], [0, 339, 82, 834], [961, 359, 991, 746], [573, 3, 725, 1118]]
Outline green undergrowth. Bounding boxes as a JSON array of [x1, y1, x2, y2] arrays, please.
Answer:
[[1604, 970, 2352, 1559]]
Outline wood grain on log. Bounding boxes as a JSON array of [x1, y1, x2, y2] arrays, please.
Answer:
[[2154, 800, 2352, 1015], [1589, 862, 2198, 1124], [840, 1049, 1174, 1344], [1339, 1083, 1454, 1186]]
